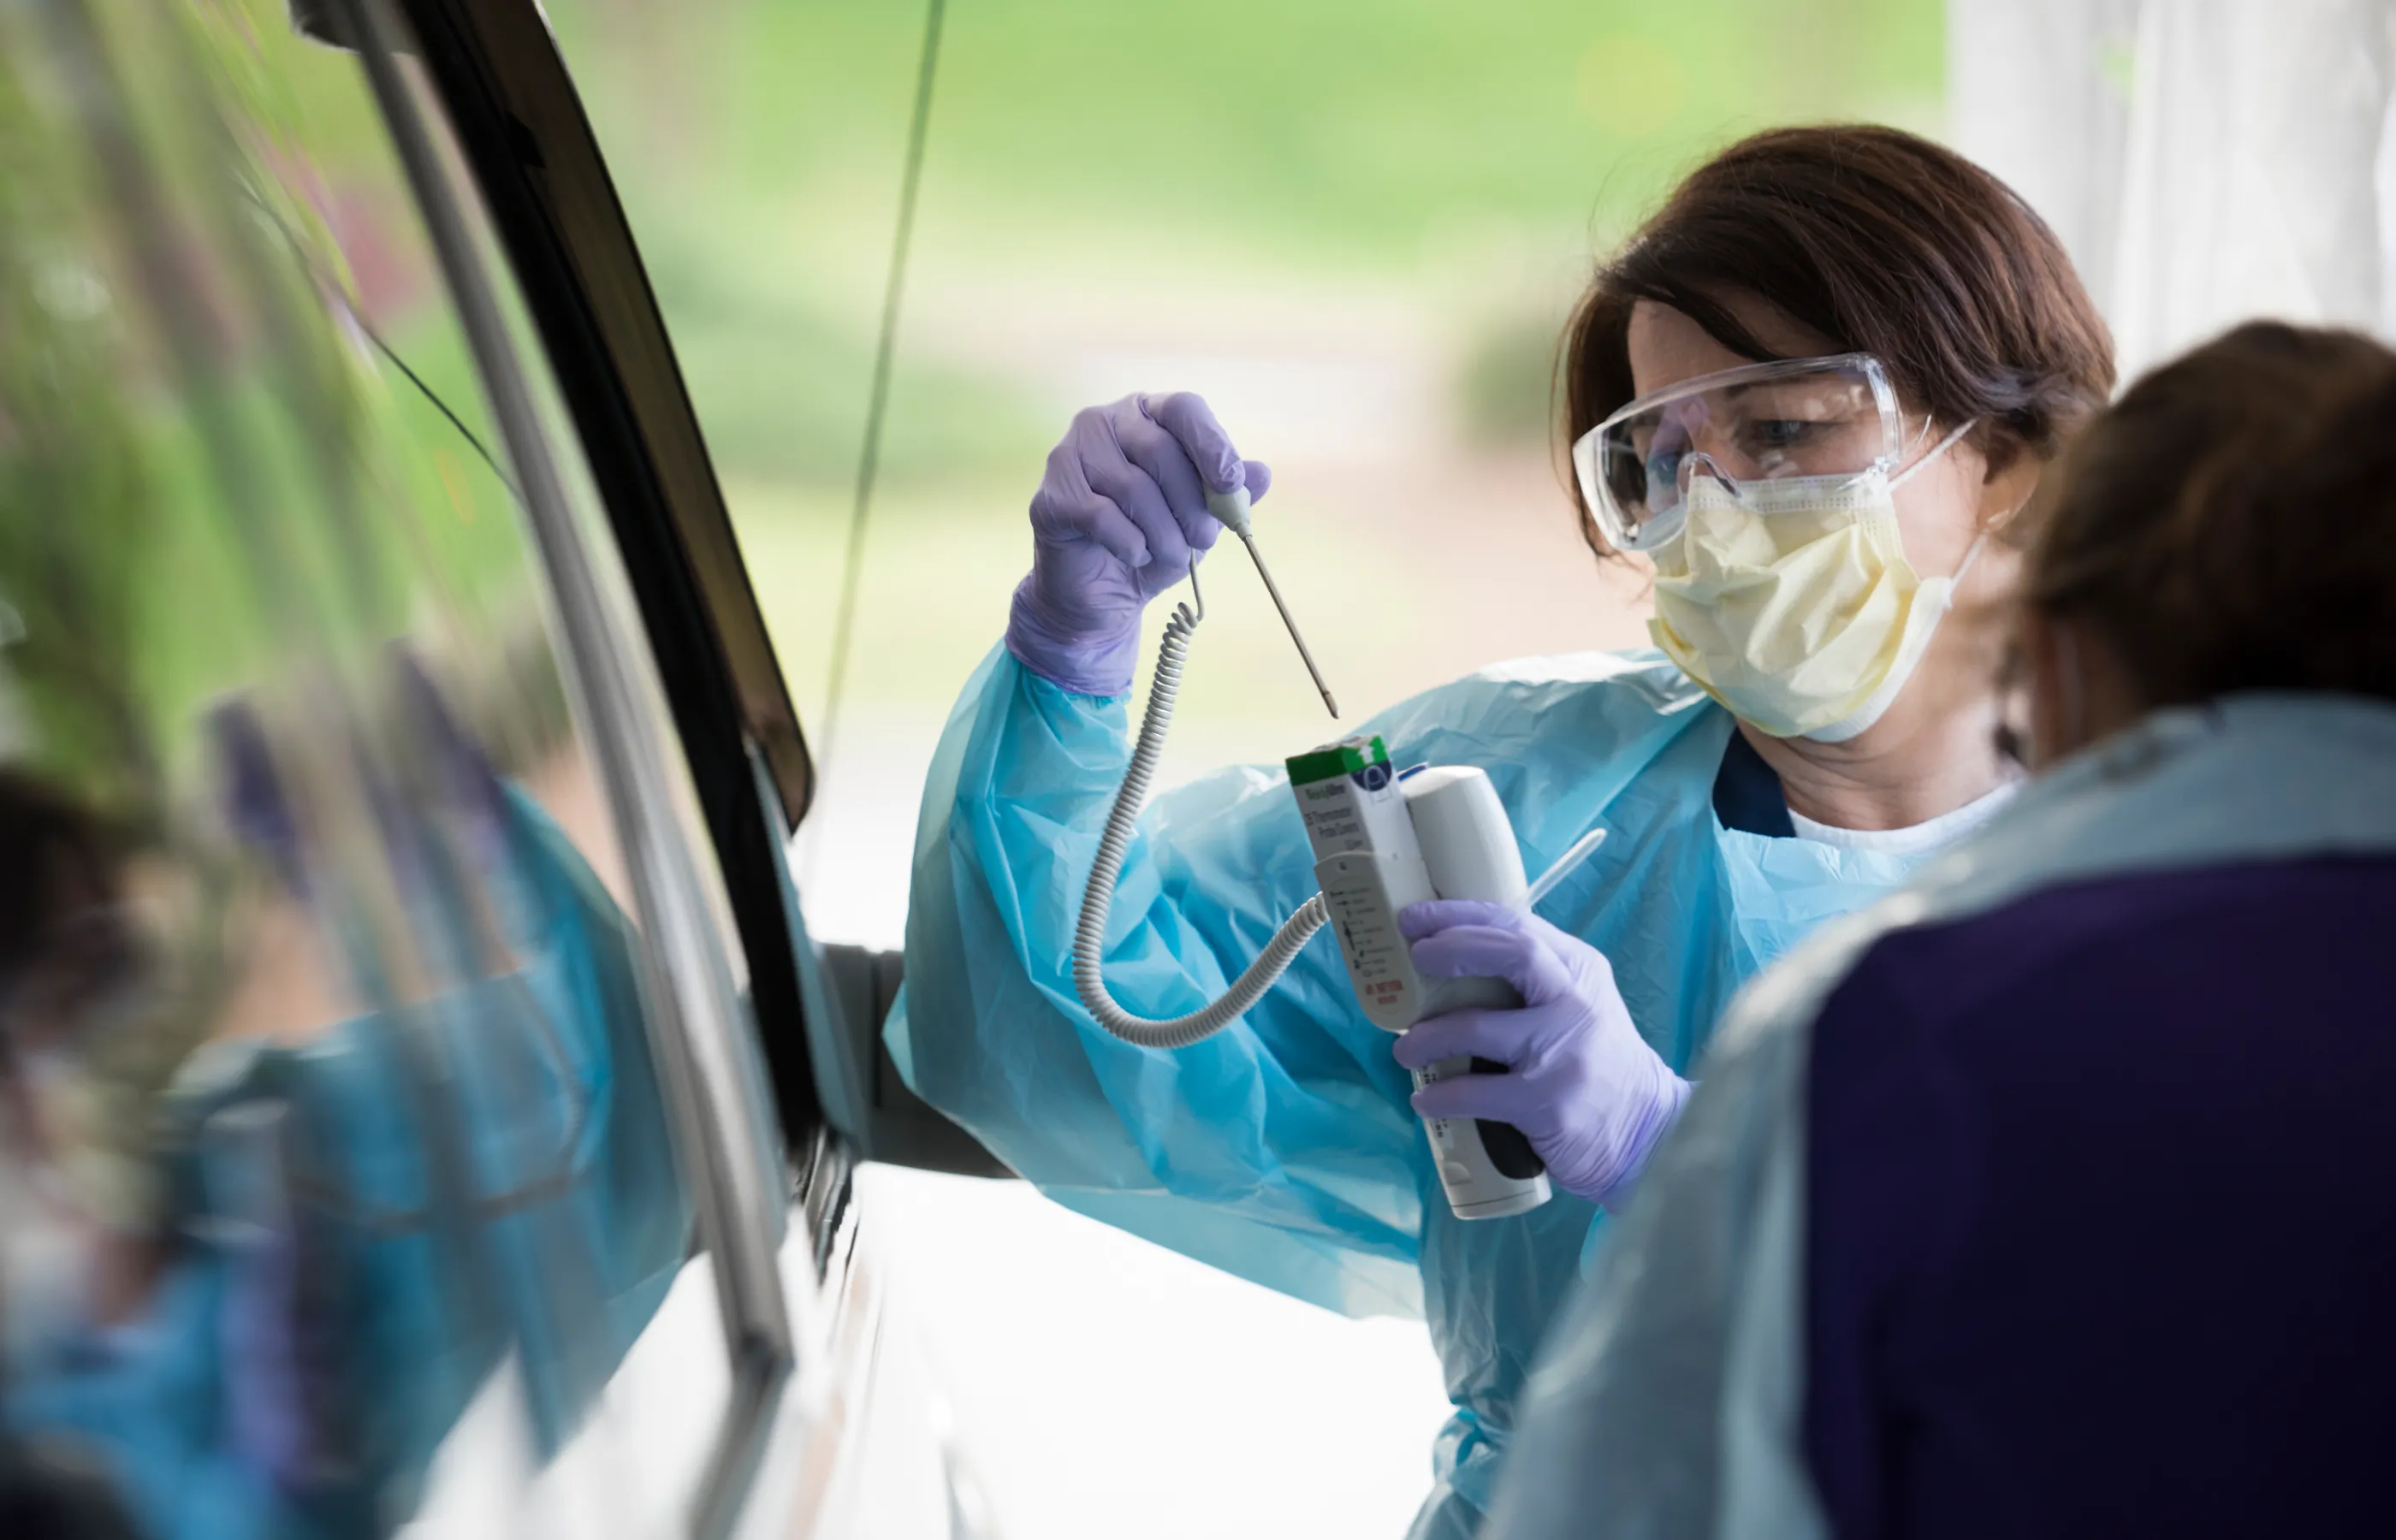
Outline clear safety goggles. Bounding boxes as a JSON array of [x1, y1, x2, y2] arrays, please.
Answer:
[[1570, 352, 1907, 554]]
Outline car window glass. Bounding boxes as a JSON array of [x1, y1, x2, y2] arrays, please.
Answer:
[[0, 3, 752, 1532]]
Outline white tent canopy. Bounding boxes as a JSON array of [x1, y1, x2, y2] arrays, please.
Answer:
[[1948, 0, 2396, 385]]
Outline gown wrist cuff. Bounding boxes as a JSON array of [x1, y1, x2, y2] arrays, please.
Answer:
[[1005, 577, 1142, 698]]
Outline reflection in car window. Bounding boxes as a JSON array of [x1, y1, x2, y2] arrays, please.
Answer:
[[358, 38, 800, 1364], [0, 2, 744, 1533]]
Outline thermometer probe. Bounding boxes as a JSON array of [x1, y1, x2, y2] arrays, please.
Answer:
[[1207, 484, 1338, 719]]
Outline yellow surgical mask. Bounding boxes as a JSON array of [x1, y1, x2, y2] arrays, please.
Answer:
[[1649, 420, 1984, 741]]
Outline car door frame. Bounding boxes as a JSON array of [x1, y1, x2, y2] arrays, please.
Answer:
[[371, 0, 1009, 1194]]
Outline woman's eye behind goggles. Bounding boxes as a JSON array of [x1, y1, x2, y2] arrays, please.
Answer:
[[1571, 352, 1911, 553]]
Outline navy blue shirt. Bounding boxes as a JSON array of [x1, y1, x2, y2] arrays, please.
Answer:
[[1804, 856, 2396, 1539]]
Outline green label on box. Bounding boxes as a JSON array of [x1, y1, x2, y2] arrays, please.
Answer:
[[1285, 735, 1390, 786]]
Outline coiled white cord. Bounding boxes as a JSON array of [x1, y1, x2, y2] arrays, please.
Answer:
[[1073, 573, 1327, 1050]]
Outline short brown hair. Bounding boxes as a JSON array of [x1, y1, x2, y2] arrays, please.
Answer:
[[2025, 321, 2396, 708], [1562, 125, 2115, 556]]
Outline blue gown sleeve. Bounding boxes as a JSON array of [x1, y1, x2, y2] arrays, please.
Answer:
[[889, 644, 1429, 1319]]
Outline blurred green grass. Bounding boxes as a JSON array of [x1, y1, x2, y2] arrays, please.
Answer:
[[552, 0, 1944, 493], [559, 0, 1942, 266]]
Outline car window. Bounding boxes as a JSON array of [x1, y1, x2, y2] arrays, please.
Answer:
[[0, 2, 779, 1533]]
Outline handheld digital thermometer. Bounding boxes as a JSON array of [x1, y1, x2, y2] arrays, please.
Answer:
[[1287, 737, 1551, 1219]]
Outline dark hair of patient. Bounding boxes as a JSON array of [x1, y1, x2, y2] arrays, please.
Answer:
[[2025, 321, 2396, 708]]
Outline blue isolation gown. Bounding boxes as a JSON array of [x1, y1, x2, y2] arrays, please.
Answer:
[[890, 644, 1939, 1537]]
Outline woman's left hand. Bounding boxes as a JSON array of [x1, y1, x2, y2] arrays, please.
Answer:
[[1394, 901, 1690, 1209]]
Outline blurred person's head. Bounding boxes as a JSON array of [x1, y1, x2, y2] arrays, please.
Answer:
[[0, 771, 138, 1076], [1562, 125, 2114, 752], [2014, 321, 2396, 767], [0, 768, 156, 1357]]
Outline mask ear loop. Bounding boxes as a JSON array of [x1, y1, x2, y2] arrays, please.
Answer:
[[1895, 416, 1993, 599], [1949, 528, 1992, 585]]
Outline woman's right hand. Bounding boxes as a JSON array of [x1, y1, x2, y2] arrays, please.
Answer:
[[1005, 393, 1272, 696]]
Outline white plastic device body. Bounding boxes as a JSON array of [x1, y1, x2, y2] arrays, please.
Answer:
[[1287, 737, 1552, 1219]]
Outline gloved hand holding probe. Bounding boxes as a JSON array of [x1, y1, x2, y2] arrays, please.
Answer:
[[1005, 392, 1271, 696]]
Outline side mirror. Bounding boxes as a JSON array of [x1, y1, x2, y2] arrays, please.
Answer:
[[292, 0, 416, 54], [288, 0, 361, 50]]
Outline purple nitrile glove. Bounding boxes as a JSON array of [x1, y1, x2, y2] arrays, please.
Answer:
[[1393, 900, 1692, 1211], [1005, 392, 1273, 696]]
